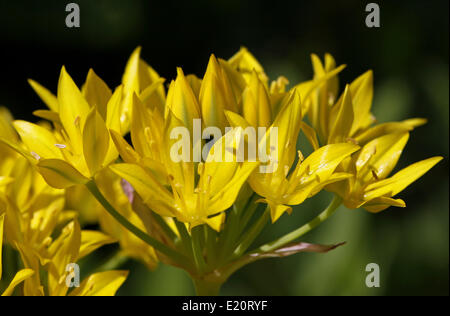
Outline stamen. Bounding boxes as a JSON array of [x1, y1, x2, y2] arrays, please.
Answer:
[[371, 169, 379, 180], [74, 116, 80, 127], [55, 144, 67, 149], [346, 137, 359, 145], [297, 150, 304, 162], [31, 151, 41, 160]]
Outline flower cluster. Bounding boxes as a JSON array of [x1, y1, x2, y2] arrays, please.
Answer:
[[0, 47, 441, 295]]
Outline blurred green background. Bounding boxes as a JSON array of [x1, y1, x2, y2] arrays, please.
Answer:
[[0, 0, 448, 295]]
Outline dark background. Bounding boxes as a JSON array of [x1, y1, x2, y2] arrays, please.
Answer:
[[0, 0, 448, 295]]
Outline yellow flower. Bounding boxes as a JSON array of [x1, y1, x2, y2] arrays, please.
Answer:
[[304, 54, 427, 146], [15, 219, 127, 296], [328, 132, 442, 212], [13, 67, 117, 188], [10, 47, 166, 190], [111, 124, 258, 231], [228, 90, 359, 222], [0, 214, 34, 296]]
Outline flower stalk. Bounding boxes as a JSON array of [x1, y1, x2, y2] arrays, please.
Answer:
[[254, 195, 342, 253], [85, 179, 188, 265]]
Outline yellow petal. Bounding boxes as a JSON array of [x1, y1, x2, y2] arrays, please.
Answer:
[[349, 70, 373, 135], [199, 55, 233, 129], [363, 197, 406, 213], [364, 156, 443, 200], [242, 70, 272, 128], [356, 133, 409, 184], [58, 66, 91, 154], [166, 68, 201, 130], [109, 163, 175, 217], [260, 199, 292, 223], [1, 269, 35, 296], [37, 159, 89, 189], [0, 107, 19, 143], [328, 85, 354, 143], [224, 110, 251, 129], [83, 108, 111, 175], [82, 69, 112, 119], [28, 79, 59, 112], [13, 120, 63, 159], [69, 270, 128, 296], [268, 89, 303, 171], [110, 129, 140, 163], [105, 85, 123, 133], [287, 143, 359, 205], [300, 121, 320, 150], [33, 110, 61, 124], [46, 221, 81, 296], [130, 93, 153, 157], [208, 161, 259, 215], [228, 47, 268, 84], [78, 231, 117, 260], [355, 118, 426, 144], [205, 213, 226, 232], [0, 213, 4, 278]]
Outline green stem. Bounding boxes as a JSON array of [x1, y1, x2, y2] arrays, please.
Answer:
[[238, 193, 260, 234], [203, 225, 217, 268], [85, 180, 187, 265], [254, 195, 342, 253], [192, 277, 223, 296], [191, 226, 207, 273], [233, 206, 270, 258]]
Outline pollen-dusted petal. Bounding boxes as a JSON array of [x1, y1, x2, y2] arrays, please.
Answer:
[[37, 159, 89, 189], [69, 270, 128, 296], [364, 156, 443, 200], [13, 120, 63, 159], [83, 108, 111, 175], [28, 79, 59, 112]]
